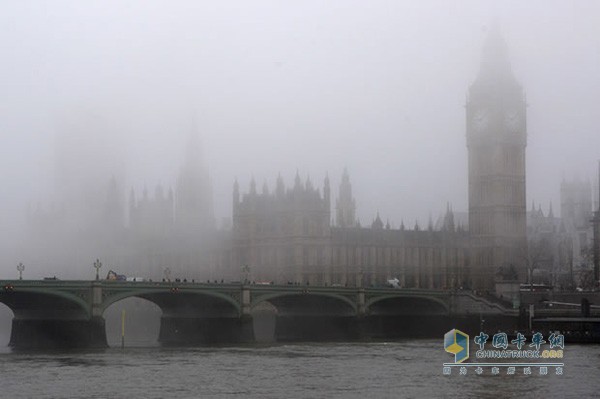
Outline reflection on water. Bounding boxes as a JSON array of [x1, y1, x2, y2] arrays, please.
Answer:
[[0, 341, 599, 399]]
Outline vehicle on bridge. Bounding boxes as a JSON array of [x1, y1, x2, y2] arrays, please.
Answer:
[[387, 278, 401, 288], [106, 270, 126, 281]]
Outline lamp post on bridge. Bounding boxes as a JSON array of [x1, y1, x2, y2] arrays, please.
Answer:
[[93, 259, 102, 281], [241, 265, 250, 284], [357, 269, 363, 288], [17, 262, 24, 280]]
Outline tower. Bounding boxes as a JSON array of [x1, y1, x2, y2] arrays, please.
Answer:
[[560, 178, 592, 232], [174, 124, 215, 235], [336, 168, 357, 228], [467, 26, 527, 289]]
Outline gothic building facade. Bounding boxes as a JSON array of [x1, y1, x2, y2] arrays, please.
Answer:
[[226, 26, 528, 289], [231, 174, 332, 284], [26, 27, 597, 291], [231, 172, 469, 288]]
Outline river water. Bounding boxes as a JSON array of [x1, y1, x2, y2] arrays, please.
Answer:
[[0, 340, 599, 399]]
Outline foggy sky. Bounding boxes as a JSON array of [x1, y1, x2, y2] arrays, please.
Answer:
[[1, 1, 599, 270]]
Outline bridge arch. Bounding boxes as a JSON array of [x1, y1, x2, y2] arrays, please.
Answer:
[[366, 294, 449, 315], [0, 289, 91, 319], [101, 288, 241, 318], [103, 297, 162, 346], [252, 292, 357, 316]]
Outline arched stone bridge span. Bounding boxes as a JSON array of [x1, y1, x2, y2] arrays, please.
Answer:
[[0, 280, 516, 348]]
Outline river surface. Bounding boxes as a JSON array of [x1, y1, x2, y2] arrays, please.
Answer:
[[0, 340, 599, 399]]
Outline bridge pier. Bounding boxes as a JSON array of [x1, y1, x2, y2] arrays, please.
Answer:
[[9, 316, 107, 349]]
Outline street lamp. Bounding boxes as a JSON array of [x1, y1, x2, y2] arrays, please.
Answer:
[[93, 259, 102, 281], [241, 265, 250, 284], [17, 262, 24, 280], [357, 269, 364, 288]]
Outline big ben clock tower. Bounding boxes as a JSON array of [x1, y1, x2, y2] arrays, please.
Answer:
[[467, 26, 527, 290]]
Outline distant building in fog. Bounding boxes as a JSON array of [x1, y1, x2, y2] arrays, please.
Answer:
[[232, 173, 332, 283], [465, 24, 528, 290], [230, 171, 469, 288], [23, 26, 594, 290], [336, 168, 357, 228], [129, 185, 174, 238], [559, 178, 595, 286]]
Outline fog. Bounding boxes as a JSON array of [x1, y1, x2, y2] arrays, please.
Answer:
[[1, 1, 599, 278]]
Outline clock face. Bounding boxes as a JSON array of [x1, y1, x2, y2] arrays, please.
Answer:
[[472, 109, 489, 133], [505, 111, 521, 133]]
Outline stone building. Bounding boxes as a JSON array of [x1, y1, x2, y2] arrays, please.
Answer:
[[336, 168, 357, 228], [28, 26, 595, 292], [231, 171, 469, 288], [466, 25, 528, 290], [527, 202, 573, 288], [231, 173, 331, 284]]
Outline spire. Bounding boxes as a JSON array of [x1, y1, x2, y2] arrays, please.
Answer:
[[175, 115, 215, 232], [477, 22, 515, 84], [470, 22, 522, 105], [233, 179, 239, 204], [444, 202, 455, 232], [323, 174, 331, 213], [548, 201, 554, 218], [276, 173, 285, 197], [250, 177, 257, 195], [336, 168, 357, 228], [294, 170, 302, 190], [372, 212, 383, 229], [400, 220, 405, 231]]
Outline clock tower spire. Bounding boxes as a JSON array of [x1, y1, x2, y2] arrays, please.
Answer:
[[467, 25, 528, 290]]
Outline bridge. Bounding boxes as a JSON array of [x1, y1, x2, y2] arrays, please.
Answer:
[[0, 280, 517, 348]]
